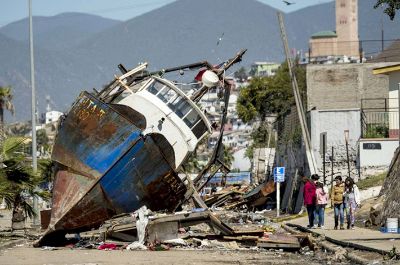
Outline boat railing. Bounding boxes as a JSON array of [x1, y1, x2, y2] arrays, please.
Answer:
[[97, 63, 149, 101]]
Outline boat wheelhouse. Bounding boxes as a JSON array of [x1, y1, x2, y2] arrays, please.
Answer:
[[36, 50, 246, 246]]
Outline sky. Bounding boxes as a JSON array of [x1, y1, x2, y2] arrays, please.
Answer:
[[0, 0, 333, 27]]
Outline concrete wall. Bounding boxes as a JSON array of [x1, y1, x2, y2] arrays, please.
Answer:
[[309, 109, 363, 181], [388, 71, 400, 94], [310, 109, 360, 169], [233, 148, 251, 172], [310, 38, 337, 57], [359, 139, 398, 167], [307, 63, 395, 111]]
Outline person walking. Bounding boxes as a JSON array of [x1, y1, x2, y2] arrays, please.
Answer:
[[331, 175, 345, 230], [303, 174, 319, 228], [343, 177, 360, 229], [315, 182, 328, 228]]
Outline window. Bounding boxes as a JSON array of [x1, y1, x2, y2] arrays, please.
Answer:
[[147, 80, 178, 103], [169, 97, 192, 118], [192, 120, 207, 139], [147, 79, 208, 139]]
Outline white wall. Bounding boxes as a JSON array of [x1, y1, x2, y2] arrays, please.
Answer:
[[359, 139, 398, 167], [388, 72, 400, 95], [310, 109, 361, 168], [232, 148, 251, 171], [388, 72, 400, 132]]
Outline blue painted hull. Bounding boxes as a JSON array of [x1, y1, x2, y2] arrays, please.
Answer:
[[39, 92, 186, 245]]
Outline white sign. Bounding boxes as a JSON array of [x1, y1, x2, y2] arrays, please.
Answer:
[[273, 167, 285, 183]]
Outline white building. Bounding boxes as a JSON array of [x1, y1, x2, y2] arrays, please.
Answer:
[[45, 110, 63, 124]]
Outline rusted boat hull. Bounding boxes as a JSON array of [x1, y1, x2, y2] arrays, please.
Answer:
[[38, 92, 186, 246]]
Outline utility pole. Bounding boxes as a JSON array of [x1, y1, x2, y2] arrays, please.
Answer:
[[398, 83, 400, 146], [322, 133, 326, 185], [344, 130, 351, 178], [331, 146, 334, 193], [380, 4, 384, 52], [277, 12, 318, 175], [29, 0, 39, 226]]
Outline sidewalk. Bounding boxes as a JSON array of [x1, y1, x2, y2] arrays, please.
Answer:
[[287, 210, 400, 254]]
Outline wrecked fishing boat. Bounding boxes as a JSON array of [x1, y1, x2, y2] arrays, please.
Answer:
[[37, 50, 246, 246]]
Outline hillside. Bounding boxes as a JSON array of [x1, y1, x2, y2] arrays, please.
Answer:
[[0, 0, 399, 121], [0, 13, 121, 51]]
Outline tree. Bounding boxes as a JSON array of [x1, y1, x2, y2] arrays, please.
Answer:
[[375, 0, 400, 20], [237, 62, 306, 156], [223, 144, 234, 169], [0, 136, 50, 229], [0, 86, 15, 131], [182, 155, 201, 173], [237, 62, 306, 123], [37, 129, 51, 156], [234, 67, 248, 81]]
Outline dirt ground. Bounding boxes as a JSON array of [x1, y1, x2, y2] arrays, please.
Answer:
[[0, 243, 351, 265]]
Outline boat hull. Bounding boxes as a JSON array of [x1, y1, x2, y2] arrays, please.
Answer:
[[38, 92, 187, 246]]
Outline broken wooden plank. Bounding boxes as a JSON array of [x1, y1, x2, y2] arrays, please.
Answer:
[[209, 214, 234, 235], [257, 241, 300, 249], [107, 231, 137, 242], [259, 234, 299, 245]]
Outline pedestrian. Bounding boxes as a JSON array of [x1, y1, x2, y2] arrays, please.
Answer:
[[343, 177, 360, 229], [331, 175, 345, 230], [315, 181, 328, 228], [303, 174, 319, 228]]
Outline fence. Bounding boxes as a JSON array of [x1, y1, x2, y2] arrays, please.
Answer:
[[306, 39, 398, 64], [361, 98, 399, 138]]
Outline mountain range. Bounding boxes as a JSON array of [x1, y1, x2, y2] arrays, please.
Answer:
[[0, 0, 399, 121]]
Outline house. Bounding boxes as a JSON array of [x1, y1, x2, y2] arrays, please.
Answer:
[[306, 62, 398, 178], [352, 64, 400, 169], [369, 40, 400, 63], [250, 62, 280, 77]]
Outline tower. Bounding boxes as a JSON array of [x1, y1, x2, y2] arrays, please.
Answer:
[[336, 0, 359, 57]]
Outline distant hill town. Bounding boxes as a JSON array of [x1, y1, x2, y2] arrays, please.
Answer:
[[0, 0, 399, 121]]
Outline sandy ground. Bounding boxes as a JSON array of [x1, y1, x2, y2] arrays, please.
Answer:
[[0, 244, 348, 265]]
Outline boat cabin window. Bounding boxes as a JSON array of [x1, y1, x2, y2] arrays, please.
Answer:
[[147, 80, 208, 139], [148, 81, 177, 103]]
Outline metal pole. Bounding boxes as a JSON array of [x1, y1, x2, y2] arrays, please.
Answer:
[[345, 133, 351, 178], [398, 83, 400, 145], [29, 0, 38, 226], [330, 146, 334, 208], [276, 182, 280, 217], [323, 136, 326, 185], [381, 5, 384, 52], [277, 12, 318, 175]]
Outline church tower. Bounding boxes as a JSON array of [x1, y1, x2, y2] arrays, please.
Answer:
[[336, 0, 359, 57]]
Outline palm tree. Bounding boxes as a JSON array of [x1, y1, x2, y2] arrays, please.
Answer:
[[0, 86, 15, 131], [0, 136, 50, 229], [223, 144, 234, 169]]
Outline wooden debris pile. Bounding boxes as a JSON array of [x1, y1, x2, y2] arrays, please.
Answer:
[[89, 208, 301, 251], [202, 180, 276, 210]]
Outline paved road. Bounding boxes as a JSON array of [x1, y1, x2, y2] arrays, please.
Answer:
[[288, 209, 400, 253], [0, 245, 344, 265]]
